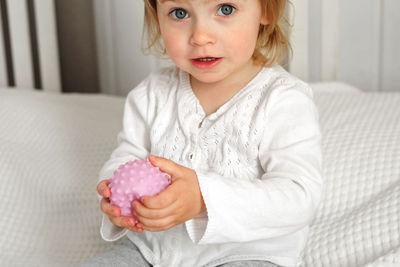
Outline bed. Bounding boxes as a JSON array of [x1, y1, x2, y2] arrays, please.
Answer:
[[0, 83, 399, 267]]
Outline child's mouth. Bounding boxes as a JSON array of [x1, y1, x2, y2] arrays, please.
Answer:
[[196, 57, 218, 62], [191, 57, 222, 69]]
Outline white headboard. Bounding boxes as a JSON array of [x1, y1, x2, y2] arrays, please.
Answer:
[[289, 0, 338, 83], [289, 0, 400, 92], [0, 0, 61, 92]]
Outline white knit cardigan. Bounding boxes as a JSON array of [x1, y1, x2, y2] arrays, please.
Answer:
[[99, 65, 322, 267]]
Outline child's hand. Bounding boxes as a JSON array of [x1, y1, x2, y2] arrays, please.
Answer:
[[97, 180, 143, 233], [133, 155, 206, 232]]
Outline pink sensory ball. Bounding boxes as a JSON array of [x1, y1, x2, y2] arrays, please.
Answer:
[[109, 159, 170, 217]]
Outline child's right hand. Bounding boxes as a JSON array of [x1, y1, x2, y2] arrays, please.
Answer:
[[97, 180, 143, 233]]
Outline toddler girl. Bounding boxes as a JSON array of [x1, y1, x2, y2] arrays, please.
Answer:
[[83, 0, 322, 266]]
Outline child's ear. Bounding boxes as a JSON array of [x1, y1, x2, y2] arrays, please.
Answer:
[[260, 15, 270, 25]]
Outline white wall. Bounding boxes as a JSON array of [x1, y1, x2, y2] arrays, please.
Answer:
[[95, 0, 400, 95], [338, 0, 382, 91], [291, 0, 400, 92], [94, 0, 171, 96], [381, 0, 400, 92]]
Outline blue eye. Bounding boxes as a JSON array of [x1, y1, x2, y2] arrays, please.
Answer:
[[170, 8, 188, 19], [217, 4, 235, 16]]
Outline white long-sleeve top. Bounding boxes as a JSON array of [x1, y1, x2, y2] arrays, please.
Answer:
[[99, 65, 322, 267]]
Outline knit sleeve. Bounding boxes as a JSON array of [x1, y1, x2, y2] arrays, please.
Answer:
[[185, 86, 323, 245], [99, 77, 156, 242]]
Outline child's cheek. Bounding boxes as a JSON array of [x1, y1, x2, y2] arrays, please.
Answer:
[[161, 30, 186, 61], [226, 28, 258, 59]]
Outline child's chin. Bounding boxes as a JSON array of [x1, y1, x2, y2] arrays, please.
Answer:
[[190, 72, 225, 85]]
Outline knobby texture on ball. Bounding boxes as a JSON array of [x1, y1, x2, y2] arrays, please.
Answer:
[[109, 159, 171, 217]]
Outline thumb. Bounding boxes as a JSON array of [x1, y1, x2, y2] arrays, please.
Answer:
[[148, 155, 182, 178]]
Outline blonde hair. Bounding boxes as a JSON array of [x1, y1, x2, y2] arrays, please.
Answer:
[[142, 0, 291, 67]]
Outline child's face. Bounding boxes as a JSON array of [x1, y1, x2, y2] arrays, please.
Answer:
[[156, 0, 266, 86]]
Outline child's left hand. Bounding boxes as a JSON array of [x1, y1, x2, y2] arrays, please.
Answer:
[[133, 155, 206, 232]]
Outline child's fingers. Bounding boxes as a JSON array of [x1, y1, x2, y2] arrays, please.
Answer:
[[99, 199, 143, 232], [148, 155, 183, 178], [114, 216, 140, 230], [100, 198, 120, 217], [97, 181, 143, 233], [109, 214, 143, 233], [97, 180, 111, 198]]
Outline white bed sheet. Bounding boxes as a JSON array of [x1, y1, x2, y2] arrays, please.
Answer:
[[307, 83, 400, 267], [0, 84, 399, 267], [0, 89, 123, 266]]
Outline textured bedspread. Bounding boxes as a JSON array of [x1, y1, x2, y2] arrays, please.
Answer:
[[0, 89, 122, 266], [0, 85, 399, 267], [303, 86, 400, 267]]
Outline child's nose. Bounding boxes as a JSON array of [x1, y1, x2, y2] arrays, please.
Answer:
[[189, 24, 216, 46]]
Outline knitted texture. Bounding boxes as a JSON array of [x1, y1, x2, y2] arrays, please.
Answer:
[[109, 159, 170, 217], [99, 66, 323, 267]]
